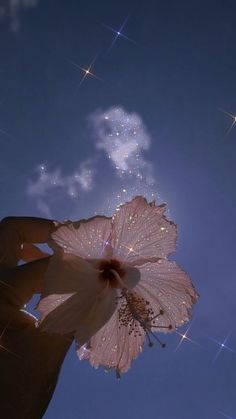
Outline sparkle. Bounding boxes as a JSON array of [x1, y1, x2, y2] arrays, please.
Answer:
[[116, 237, 164, 262], [102, 16, 136, 52], [175, 323, 199, 351], [218, 107, 236, 137], [92, 107, 154, 185], [70, 55, 101, 87], [0, 323, 19, 357], [210, 332, 236, 362]]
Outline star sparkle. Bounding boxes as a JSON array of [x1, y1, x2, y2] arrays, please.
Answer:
[[174, 322, 199, 351], [102, 16, 136, 52], [0, 323, 18, 357], [210, 332, 236, 362], [70, 55, 101, 87], [218, 107, 236, 137]]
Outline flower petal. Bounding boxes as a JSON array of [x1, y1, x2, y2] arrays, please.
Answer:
[[50, 216, 112, 259], [122, 264, 140, 289], [41, 253, 99, 297], [135, 260, 198, 330], [39, 287, 117, 345], [37, 292, 75, 322], [111, 196, 176, 264], [77, 307, 145, 374], [38, 253, 117, 342], [74, 286, 117, 346], [37, 253, 101, 326], [38, 253, 99, 325], [85, 259, 141, 290]]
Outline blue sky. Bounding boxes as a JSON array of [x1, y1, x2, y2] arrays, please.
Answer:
[[1, 1, 236, 418]]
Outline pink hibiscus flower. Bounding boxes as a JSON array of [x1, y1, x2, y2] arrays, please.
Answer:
[[38, 196, 198, 376]]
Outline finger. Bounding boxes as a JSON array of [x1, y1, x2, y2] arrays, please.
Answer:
[[1, 217, 59, 243], [1, 257, 51, 306], [21, 243, 50, 263], [0, 301, 37, 330], [0, 217, 58, 269]]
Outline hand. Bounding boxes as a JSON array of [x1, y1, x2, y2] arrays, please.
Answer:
[[0, 217, 73, 419]]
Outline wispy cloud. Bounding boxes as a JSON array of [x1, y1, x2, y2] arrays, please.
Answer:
[[90, 106, 154, 185], [27, 106, 155, 217], [0, 0, 39, 31], [27, 160, 94, 216]]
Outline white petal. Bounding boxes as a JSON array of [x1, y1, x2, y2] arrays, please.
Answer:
[[40, 286, 117, 346], [39, 292, 97, 336], [74, 287, 117, 346], [38, 252, 98, 324], [41, 253, 99, 298], [50, 216, 112, 259], [111, 196, 176, 264], [37, 293, 75, 322], [136, 260, 198, 330], [77, 306, 145, 374], [122, 264, 140, 289], [39, 253, 117, 342]]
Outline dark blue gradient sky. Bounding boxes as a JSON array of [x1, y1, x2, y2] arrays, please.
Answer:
[[1, 1, 236, 418]]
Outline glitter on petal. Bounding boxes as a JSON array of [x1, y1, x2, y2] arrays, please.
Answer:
[[38, 196, 198, 375]]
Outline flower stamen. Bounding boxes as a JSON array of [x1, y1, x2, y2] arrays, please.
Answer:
[[117, 288, 170, 348]]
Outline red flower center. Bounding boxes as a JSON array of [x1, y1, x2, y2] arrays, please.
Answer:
[[97, 259, 125, 288]]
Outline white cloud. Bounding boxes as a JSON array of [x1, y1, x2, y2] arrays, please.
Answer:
[[90, 106, 154, 185], [0, 0, 39, 31], [27, 106, 155, 217], [27, 160, 94, 216]]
